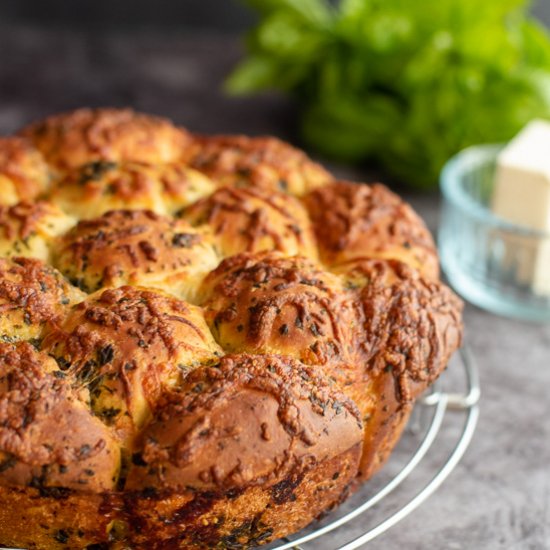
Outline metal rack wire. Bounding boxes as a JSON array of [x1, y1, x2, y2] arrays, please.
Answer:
[[270, 346, 481, 550]]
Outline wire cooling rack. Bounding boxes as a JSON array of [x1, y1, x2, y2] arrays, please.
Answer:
[[268, 346, 481, 550]]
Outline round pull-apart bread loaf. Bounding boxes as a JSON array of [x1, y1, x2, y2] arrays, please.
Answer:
[[0, 108, 463, 549]]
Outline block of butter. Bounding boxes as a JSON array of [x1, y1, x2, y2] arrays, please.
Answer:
[[492, 120, 550, 297]]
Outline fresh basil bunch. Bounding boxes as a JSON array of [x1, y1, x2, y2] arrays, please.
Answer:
[[227, 0, 550, 189]]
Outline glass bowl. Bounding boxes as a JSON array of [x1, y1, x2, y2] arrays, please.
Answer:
[[439, 144, 550, 322]]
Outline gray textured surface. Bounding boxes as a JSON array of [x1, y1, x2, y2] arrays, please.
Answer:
[[0, 0, 547, 29], [0, 27, 549, 550], [535, 0, 550, 25]]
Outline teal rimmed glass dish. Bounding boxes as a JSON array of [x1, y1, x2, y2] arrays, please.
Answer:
[[439, 144, 550, 322]]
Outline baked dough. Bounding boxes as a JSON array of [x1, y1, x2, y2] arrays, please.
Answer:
[[0, 108, 462, 549]]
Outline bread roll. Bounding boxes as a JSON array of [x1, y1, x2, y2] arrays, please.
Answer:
[[49, 161, 215, 219], [0, 137, 50, 206], [0, 201, 75, 262], [41, 286, 223, 446], [0, 257, 84, 344], [20, 107, 191, 171], [339, 258, 463, 478], [304, 181, 439, 279], [53, 209, 219, 301], [181, 186, 318, 259], [124, 353, 363, 548], [182, 134, 332, 196], [0, 342, 121, 492]]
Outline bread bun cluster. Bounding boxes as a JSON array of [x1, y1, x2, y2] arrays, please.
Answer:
[[0, 108, 462, 549]]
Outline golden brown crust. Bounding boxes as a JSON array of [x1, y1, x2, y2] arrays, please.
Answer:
[[199, 252, 355, 368], [181, 186, 318, 260], [357, 259, 463, 398], [182, 134, 333, 196], [0, 108, 464, 549], [304, 181, 439, 278], [0, 487, 111, 549], [198, 253, 462, 481], [0, 344, 364, 549], [0, 257, 84, 344], [0, 342, 120, 492], [49, 160, 216, 219], [0, 137, 51, 206], [159, 163, 218, 214], [198, 252, 376, 436], [41, 286, 223, 446], [127, 353, 362, 492], [0, 446, 360, 549], [348, 259, 463, 478], [53, 209, 219, 301], [125, 448, 360, 549], [0, 201, 75, 262], [20, 108, 192, 171]]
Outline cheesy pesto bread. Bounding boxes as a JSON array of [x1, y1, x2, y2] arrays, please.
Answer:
[[0, 108, 462, 549]]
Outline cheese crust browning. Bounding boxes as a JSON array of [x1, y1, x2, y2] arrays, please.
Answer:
[[0, 137, 51, 206], [53, 209, 219, 301], [0, 108, 463, 549], [20, 108, 192, 171], [181, 186, 318, 260], [181, 134, 333, 196], [50, 161, 216, 219], [304, 181, 440, 279]]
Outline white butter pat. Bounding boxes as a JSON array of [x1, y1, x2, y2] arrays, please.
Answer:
[[492, 120, 550, 296]]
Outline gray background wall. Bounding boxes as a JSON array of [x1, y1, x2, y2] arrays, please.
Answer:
[[0, 0, 255, 30], [0, 0, 547, 30], [534, 0, 550, 23]]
